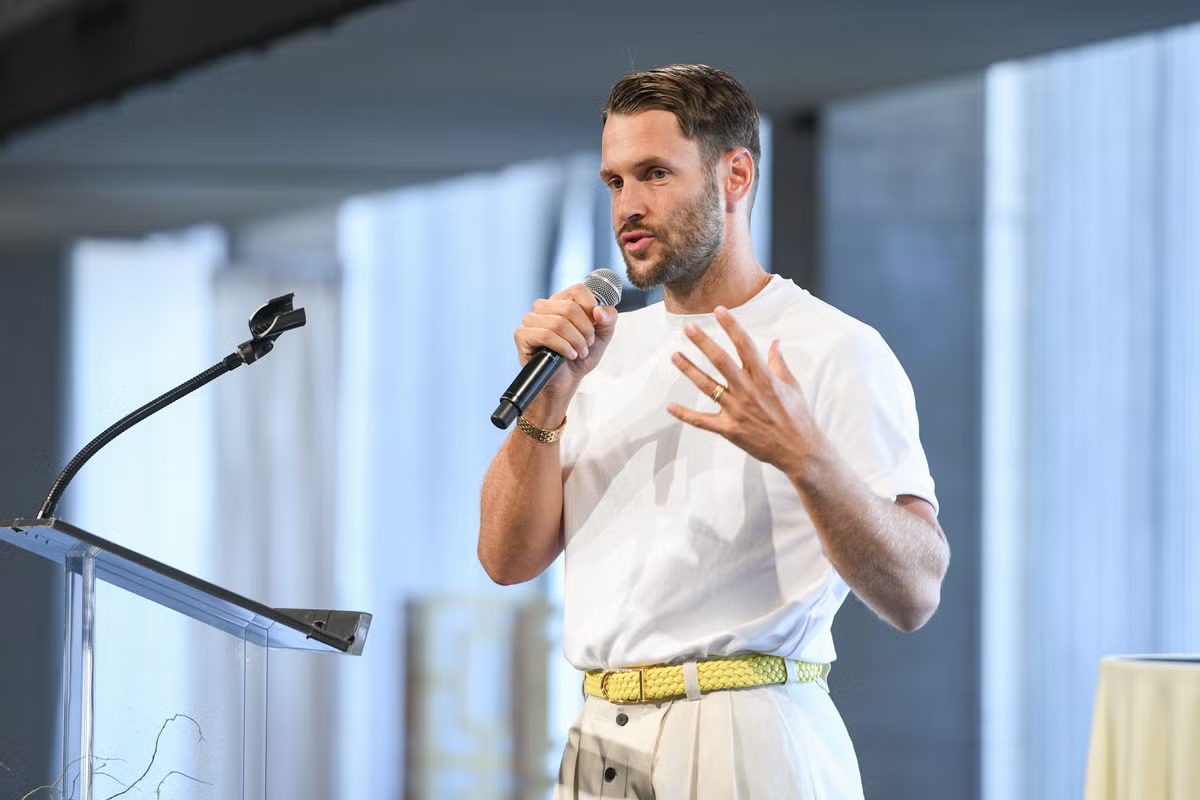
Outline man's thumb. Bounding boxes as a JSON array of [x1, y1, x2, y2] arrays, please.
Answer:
[[594, 305, 618, 339]]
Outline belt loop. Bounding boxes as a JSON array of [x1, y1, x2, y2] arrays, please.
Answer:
[[799, 660, 830, 692], [682, 661, 701, 701]]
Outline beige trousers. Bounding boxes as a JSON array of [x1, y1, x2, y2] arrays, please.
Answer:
[[554, 680, 864, 799]]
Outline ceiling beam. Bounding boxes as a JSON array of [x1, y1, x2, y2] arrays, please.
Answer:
[[0, 0, 400, 139]]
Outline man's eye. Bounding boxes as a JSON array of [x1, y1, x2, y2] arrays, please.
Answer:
[[608, 178, 623, 190], [649, 169, 668, 179]]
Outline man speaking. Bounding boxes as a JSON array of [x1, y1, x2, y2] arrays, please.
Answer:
[[479, 64, 949, 799]]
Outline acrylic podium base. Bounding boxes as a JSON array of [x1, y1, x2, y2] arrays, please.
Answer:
[[1, 517, 370, 800]]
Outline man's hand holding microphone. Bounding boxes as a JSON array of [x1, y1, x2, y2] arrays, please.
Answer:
[[491, 269, 623, 431]]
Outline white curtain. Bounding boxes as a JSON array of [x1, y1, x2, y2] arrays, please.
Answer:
[[205, 268, 343, 799], [983, 23, 1200, 800], [68, 228, 229, 794], [334, 155, 594, 799]]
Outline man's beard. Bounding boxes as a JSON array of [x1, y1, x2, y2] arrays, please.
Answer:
[[619, 171, 724, 293]]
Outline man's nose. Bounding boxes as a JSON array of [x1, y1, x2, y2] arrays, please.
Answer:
[[616, 183, 647, 222]]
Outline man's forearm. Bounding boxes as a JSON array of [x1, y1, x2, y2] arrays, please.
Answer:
[[787, 447, 949, 632], [477, 393, 573, 585]]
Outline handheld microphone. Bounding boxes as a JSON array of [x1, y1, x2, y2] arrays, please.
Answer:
[[490, 268, 623, 429]]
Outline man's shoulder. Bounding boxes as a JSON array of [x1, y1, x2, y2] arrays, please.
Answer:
[[766, 280, 890, 358]]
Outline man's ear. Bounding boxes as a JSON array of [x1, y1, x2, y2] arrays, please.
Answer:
[[723, 147, 755, 212]]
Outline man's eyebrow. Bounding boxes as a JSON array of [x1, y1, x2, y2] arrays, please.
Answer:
[[599, 158, 671, 180]]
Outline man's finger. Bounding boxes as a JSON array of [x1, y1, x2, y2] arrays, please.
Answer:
[[714, 306, 767, 378], [519, 325, 582, 361], [666, 402, 722, 432], [671, 352, 725, 405], [683, 323, 747, 390], [533, 298, 596, 346], [523, 312, 589, 358], [561, 283, 599, 313]]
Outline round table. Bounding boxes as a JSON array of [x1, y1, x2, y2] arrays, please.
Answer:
[[1085, 655, 1200, 799]]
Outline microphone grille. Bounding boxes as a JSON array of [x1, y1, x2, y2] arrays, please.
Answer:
[[585, 268, 623, 308]]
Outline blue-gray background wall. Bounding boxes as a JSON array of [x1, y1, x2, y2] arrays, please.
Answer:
[[0, 248, 65, 797], [773, 75, 984, 798]]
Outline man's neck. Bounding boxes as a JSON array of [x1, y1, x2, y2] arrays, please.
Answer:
[[662, 244, 769, 315]]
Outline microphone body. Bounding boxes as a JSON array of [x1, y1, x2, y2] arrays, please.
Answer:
[[491, 268, 622, 430]]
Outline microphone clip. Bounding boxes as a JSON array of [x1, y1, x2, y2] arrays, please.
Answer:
[[237, 293, 307, 364]]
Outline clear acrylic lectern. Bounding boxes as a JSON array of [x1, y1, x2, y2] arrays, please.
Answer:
[[0, 516, 370, 800]]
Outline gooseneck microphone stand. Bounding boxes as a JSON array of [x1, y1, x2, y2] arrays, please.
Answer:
[[37, 293, 306, 521]]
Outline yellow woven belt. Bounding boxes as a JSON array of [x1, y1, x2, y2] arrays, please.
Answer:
[[583, 654, 830, 705]]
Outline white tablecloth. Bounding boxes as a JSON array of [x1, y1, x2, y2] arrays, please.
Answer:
[[1085, 655, 1200, 800]]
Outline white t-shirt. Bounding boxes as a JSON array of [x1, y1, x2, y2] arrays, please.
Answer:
[[559, 275, 937, 671]]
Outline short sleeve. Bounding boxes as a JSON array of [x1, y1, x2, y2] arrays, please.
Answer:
[[810, 331, 938, 514]]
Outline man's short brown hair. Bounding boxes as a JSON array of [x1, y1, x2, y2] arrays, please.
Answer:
[[603, 64, 761, 209]]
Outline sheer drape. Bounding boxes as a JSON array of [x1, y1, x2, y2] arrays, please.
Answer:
[[984, 23, 1200, 800], [68, 228, 224, 791], [334, 156, 590, 799], [206, 269, 342, 799]]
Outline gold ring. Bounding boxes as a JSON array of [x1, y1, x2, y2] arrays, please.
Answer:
[[711, 383, 726, 404]]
